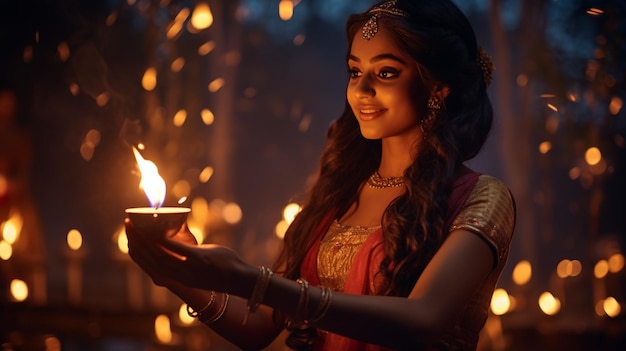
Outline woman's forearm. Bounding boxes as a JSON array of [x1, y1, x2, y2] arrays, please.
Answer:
[[168, 283, 284, 350], [260, 275, 437, 349]]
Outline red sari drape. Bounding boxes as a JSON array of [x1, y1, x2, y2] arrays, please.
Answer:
[[300, 169, 480, 351]]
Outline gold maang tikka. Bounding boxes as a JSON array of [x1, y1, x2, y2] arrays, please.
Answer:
[[362, 0, 408, 40]]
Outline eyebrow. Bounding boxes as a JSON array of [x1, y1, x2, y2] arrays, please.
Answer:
[[348, 53, 407, 65]]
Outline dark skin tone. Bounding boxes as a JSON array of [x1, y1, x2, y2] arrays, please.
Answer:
[[126, 28, 495, 350]]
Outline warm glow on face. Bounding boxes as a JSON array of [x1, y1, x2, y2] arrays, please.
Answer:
[[490, 288, 511, 315], [10, 279, 28, 302], [191, 3, 213, 30], [132, 147, 166, 208], [512, 260, 532, 285], [142, 67, 157, 91], [154, 314, 172, 343], [67, 229, 83, 251], [279, 0, 294, 21], [179, 304, 195, 325], [538, 292, 560, 315]]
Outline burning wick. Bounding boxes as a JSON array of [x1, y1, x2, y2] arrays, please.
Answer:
[[132, 146, 166, 210]]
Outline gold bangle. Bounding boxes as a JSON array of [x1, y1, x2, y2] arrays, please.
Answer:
[[308, 286, 332, 324], [201, 293, 230, 324], [294, 278, 309, 324], [186, 291, 216, 318], [243, 266, 273, 325]]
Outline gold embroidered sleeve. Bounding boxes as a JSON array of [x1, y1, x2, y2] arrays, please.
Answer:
[[450, 175, 515, 264]]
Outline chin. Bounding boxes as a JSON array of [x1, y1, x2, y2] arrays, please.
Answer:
[[358, 128, 382, 140]]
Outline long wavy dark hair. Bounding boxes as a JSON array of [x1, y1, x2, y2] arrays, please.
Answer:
[[274, 0, 492, 310]]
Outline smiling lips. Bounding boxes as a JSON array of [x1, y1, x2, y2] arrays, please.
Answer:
[[357, 106, 387, 121]]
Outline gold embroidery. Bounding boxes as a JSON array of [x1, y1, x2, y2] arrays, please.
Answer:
[[317, 220, 380, 291], [450, 175, 515, 263]]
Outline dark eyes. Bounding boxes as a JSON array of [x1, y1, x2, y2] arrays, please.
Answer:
[[347, 68, 399, 79]]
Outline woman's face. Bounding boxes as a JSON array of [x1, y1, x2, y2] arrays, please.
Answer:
[[347, 27, 428, 142]]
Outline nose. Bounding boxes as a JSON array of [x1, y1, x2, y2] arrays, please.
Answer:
[[354, 74, 375, 99]]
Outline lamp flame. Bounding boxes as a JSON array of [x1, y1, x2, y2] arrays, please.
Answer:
[[132, 147, 166, 208]]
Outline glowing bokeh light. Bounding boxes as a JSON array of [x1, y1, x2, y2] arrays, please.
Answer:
[[199, 166, 214, 183], [585, 147, 601, 166], [44, 336, 62, 351], [512, 260, 532, 285], [282, 203, 302, 224], [201, 109, 215, 125], [223, 203, 242, 224], [603, 297, 621, 317], [117, 230, 129, 254], [0, 240, 12, 260], [67, 229, 83, 251], [173, 109, 187, 127], [594, 259, 609, 278], [191, 3, 213, 30], [142, 67, 157, 91], [608, 253, 624, 273], [198, 41, 216, 56], [490, 288, 511, 315], [154, 314, 172, 343], [179, 304, 195, 325], [10, 279, 28, 302], [208, 78, 225, 92], [609, 96, 623, 115], [279, 0, 294, 21], [538, 292, 560, 315], [275, 219, 289, 239], [171, 57, 185, 72], [538, 141, 552, 154]]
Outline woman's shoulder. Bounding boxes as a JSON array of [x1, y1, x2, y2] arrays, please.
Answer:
[[450, 173, 516, 263]]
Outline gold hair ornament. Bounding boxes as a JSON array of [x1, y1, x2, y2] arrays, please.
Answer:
[[362, 0, 408, 40], [478, 47, 495, 86]]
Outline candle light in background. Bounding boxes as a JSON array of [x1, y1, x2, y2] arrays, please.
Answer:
[[65, 229, 85, 305]]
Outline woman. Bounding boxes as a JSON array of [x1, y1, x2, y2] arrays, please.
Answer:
[[126, 1, 515, 350]]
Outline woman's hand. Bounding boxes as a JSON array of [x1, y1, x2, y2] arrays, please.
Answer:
[[125, 219, 252, 297]]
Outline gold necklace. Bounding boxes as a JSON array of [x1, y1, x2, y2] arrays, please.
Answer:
[[367, 171, 405, 189]]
